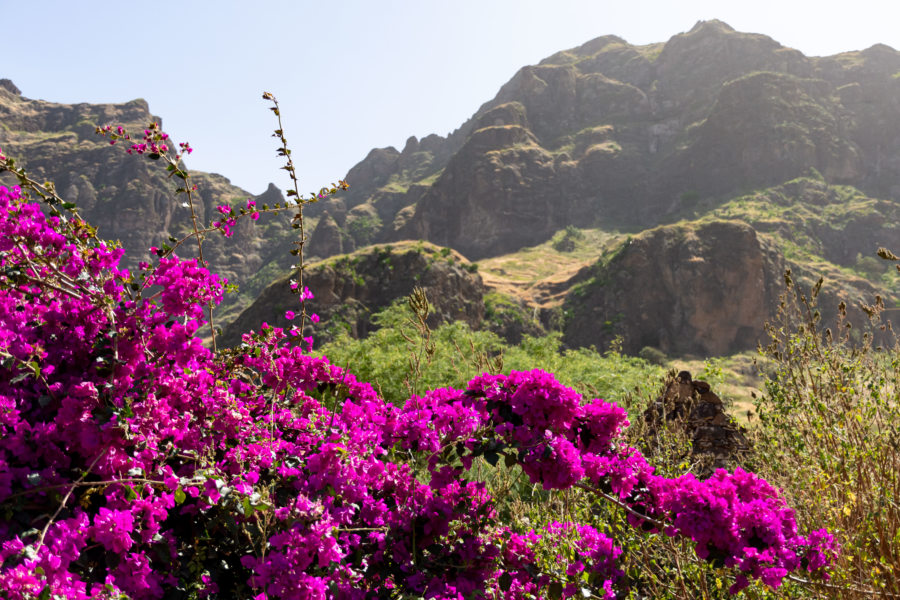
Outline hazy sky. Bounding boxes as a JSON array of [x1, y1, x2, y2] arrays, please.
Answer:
[[3, 0, 898, 195]]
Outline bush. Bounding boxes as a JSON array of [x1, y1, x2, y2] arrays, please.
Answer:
[[750, 273, 900, 598], [552, 225, 585, 252], [638, 346, 668, 366], [0, 109, 838, 598]]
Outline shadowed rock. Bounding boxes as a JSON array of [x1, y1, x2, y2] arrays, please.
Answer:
[[643, 370, 750, 477]]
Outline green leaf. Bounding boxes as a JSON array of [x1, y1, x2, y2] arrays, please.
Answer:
[[174, 487, 186, 505], [484, 451, 500, 467], [124, 485, 137, 501], [241, 497, 254, 517], [504, 453, 517, 468]]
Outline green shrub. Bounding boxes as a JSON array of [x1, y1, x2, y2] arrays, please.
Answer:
[[638, 345, 668, 366], [552, 225, 585, 252]]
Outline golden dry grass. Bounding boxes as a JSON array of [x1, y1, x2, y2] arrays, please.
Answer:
[[478, 229, 624, 307]]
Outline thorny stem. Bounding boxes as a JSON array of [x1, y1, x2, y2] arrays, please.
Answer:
[[152, 142, 219, 353], [263, 92, 308, 329], [260, 91, 352, 337], [574, 482, 669, 531], [0, 158, 87, 242]]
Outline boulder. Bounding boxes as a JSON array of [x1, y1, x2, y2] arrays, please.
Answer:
[[642, 370, 751, 477]]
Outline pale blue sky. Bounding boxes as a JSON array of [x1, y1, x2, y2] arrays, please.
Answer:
[[4, 0, 898, 195]]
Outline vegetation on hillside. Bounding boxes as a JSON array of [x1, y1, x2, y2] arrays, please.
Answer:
[[5, 27, 900, 594], [14, 95, 900, 599]]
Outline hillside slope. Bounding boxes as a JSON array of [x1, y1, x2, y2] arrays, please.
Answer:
[[310, 20, 900, 261]]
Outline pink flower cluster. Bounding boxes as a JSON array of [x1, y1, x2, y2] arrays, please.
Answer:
[[97, 123, 175, 159], [396, 370, 837, 594], [212, 199, 259, 237], [0, 183, 837, 599]]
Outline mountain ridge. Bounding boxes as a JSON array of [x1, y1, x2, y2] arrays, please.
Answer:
[[308, 19, 900, 260], [4, 20, 900, 357]]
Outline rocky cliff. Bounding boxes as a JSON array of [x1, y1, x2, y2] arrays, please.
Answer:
[[562, 220, 784, 355], [317, 20, 900, 260], [0, 81, 294, 317], [561, 217, 888, 356]]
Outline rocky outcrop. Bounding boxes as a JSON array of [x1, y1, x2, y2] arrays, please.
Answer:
[[307, 211, 345, 259], [642, 370, 750, 477], [563, 220, 784, 355], [0, 79, 21, 95], [399, 125, 560, 258], [313, 20, 900, 260], [561, 218, 889, 355], [220, 242, 485, 347]]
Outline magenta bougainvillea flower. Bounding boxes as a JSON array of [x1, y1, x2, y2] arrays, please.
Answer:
[[0, 183, 837, 599]]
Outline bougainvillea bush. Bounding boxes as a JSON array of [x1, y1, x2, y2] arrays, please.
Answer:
[[0, 123, 837, 600]]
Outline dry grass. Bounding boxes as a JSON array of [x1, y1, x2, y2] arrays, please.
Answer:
[[479, 229, 624, 307]]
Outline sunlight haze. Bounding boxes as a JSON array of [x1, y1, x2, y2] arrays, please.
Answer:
[[4, 0, 898, 194]]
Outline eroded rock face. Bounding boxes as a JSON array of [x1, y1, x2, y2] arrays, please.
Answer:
[[400, 125, 560, 259], [307, 211, 345, 259], [0, 83, 297, 318], [220, 242, 485, 347], [0, 79, 21, 95], [560, 216, 888, 355], [563, 220, 785, 356], [661, 71, 862, 200], [317, 20, 900, 260]]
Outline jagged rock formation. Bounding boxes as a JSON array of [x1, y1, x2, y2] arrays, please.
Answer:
[[317, 19, 900, 260], [561, 218, 886, 356], [0, 80, 296, 317], [642, 370, 750, 477], [221, 242, 485, 347]]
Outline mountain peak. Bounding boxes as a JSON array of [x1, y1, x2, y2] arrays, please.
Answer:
[[0, 79, 21, 95], [687, 19, 736, 35]]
